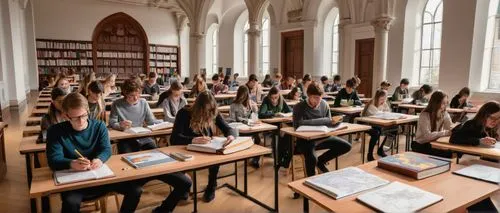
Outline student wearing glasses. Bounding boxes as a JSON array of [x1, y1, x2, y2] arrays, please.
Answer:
[[46, 93, 143, 213]]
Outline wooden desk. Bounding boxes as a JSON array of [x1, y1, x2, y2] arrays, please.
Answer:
[[324, 91, 338, 96], [30, 145, 277, 213], [30, 108, 48, 117], [330, 106, 364, 115], [234, 122, 278, 134], [23, 126, 41, 137], [0, 123, 7, 180], [214, 93, 237, 100], [151, 108, 163, 117], [37, 97, 51, 102], [218, 105, 230, 113], [431, 136, 500, 163], [26, 117, 42, 126], [35, 102, 50, 109], [288, 158, 499, 213], [260, 117, 293, 124], [447, 107, 480, 114], [105, 100, 157, 108], [38, 93, 50, 98]]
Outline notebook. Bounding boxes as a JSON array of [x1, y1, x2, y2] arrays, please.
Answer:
[[296, 123, 347, 133], [304, 167, 389, 199], [54, 164, 115, 185], [453, 164, 500, 184], [122, 150, 177, 168], [370, 112, 406, 120], [124, 127, 152, 134], [377, 152, 451, 179], [147, 122, 173, 131], [276, 112, 293, 117], [357, 181, 443, 212], [187, 136, 253, 154]]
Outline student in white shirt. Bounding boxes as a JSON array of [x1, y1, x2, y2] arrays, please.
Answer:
[[361, 89, 392, 161]]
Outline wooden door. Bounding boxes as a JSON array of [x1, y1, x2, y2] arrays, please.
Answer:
[[281, 30, 304, 79], [354, 38, 375, 97]]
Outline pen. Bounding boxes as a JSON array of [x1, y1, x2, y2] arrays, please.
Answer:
[[74, 149, 85, 159]]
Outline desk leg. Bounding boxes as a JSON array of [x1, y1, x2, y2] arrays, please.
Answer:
[[26, 154, 36, 211], [361, 132, 366, 164], [303, 197, 309, 213], [36, 196, 42, 213], [234, 162, 238, 189], [192, 170, 197, 213], [244, 159, 248, 195], [274, 130, 279, 212]]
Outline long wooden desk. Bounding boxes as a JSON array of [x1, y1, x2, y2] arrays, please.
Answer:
[[431, 136, 500, 163], [30, 145, 276, 213], [288, 156, 499, 213], [330, 106, 364, 115]]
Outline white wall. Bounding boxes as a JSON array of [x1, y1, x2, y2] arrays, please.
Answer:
[[386, 0, 406, 86], [34, 0, 178, 45]]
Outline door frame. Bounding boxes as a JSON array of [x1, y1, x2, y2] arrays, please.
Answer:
[[281, 30, 304, 79]]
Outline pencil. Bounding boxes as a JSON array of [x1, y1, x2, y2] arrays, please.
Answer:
[[74, 149, 85, 159]]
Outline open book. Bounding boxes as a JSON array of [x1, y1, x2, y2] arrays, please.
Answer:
[[370, 112, 406, 120], [147, 122, 173, 131], [124, 127, 152, 134], [296, 123, 347, 133], [401, 97, 413, 104], [122, 150, 176, 168], [276, 112, 293, 117], [453, 164, 500, 184], [187, 136, 253, 155], [54, 164, 115, 185]]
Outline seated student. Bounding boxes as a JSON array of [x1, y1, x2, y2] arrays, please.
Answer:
[[229, 86, 262, 167], [40, 88, 69, 141], [189, 76, 208, 98], [321, 76, 332, 92], [159, 81, 187, 123], [333, 79, 362, 107], [351, 76, 361, 89], [293, 83, 352, 176], [279, 76, 295, 90], [450, 87, 473, 122], [246, 74, 263, 103], [411, 84, 433, 104], [55, 75, 72, 94], [391, 78, 410, 101], [86, 81, 106, 123], [229, 73, 240, 89], [298, 74, 312, 98], [143, 72, 161, 97], [259, 86, 292, 119], [77, 72, 96, 97], [211, 74, 229, 95], [412, 91, 453, 158], [155, 69, 165, 86], [380, 81, 391, 91], [272, 73, 282, 87], [262, 74, 273, 88], [361, 90, 392, 161], [171, 92, 238, 202], [46, 93, 143, 213], [331, 75, 342, 92], [223, 75, 230, 86], [286, 87, 302, 101], [102, 73, 118, 97]]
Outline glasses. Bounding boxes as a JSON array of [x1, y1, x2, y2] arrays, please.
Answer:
[[67, 113, 89, 122]]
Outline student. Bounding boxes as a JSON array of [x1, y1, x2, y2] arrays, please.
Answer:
[[279, 76, 295, 90], [411, 84, 433, 104], [321, 76, 332, 92], [272, 73, 282, 86], [298, 74, 312, 97], [391, 78, 410, 101], [189, 77, 208, 98], [361, 90, 392, 161], [40, 88, 69, 142], [333, 79, 362, 107], [171, 92, 238, 202], [380, 81, 391, 91], [450, 87, 473, 122], [286, 87, 302, 101], [223, 75, 230, 86], [86, 81, 106, 122], [102, 73, 118, 97], [143, 72, 161, 97], [259, 86, 292, 119], [46, 93, 143, 213], [450, 101, 499, 145], [262, 74, 273, 87], [229, 86, 261, 167], [156, 69, 165, 86], [211, 74, 229, 95], [331, 75, 342, 92], [293, 83, 352, 176], [55, 75, 72, 94], [229, 73, 240, 88], [351, 76, 361, 89], [78, 72, 95, 97], [246, 74, 263, 103], [159, 81, 187, 123], [109, 79, 163, 153], [412, 91, 453, 158]]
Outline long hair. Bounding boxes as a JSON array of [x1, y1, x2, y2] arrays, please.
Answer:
[[87, 81, 105, 122], [189, 92, 218, 135], [157, 81, 183, 106], [102, 73, 117, 95], [233, 86, 250, 106], [190, 77, 207, 97], [286, 87, 300, 100], [472, 101, 500, 137], [423, 91, 448, 131], [48, 87, 68, 124], [362, 89, 387, 116], [78, 72, 96, 97], [267, 86, 284, 107]]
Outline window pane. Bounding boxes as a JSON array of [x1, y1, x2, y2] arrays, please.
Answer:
[[430, 67, 439, 84], [432, 49, 440, 67], [423, 12, 432, 24], [433, 23, 442, 48], [435, 3, 443, 22], [489, 47, 500, 89], [420, 68, 431, 84], [420, 50, 431, 67], [425, 0, 441, 14], [422, 24, 432, 49], [262, 46, 269, 62], [262, 30, 269, 45], [332, 52, 338, 63]]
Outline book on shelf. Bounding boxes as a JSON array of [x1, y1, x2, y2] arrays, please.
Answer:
[[147, 122, 173, 131], [377, 152, 451, 180], [356, 181, 443, 212], [187, 136, 253, 155], [296, 123, 347, 133], [122, 150, 176, 169], [304, 167, 389, 199], [54, 164, 115, 185], [370, 112, 407, 120], [453, 164, 500, 184]]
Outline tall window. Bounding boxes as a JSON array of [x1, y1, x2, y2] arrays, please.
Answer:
[[488, 3, 500, 89], [419, 0, 442, 85], [260, 17, 270, 76], [243, 22, 249, 77], [331, 15, 339, 76], [212, 29, 218, 75]]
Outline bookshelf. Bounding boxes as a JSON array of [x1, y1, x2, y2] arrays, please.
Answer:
[[149, 44, 181, 79], [35, 39, 94, 76]]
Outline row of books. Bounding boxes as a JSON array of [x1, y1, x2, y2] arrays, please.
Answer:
[[96, 51, 144, 59], [96, 67, 143, 74], [149, 54, 177, 60], [97, 35, 141, 45], [95, 43, 144, 52], [36, 50, 93, 59], [38, 67, 93, 74], [97, 59, 143, 67], [150, 46, 178, 53], [37, 59, 93, 66], [36, 41, 91, 50], [149, 61, 177, 67]]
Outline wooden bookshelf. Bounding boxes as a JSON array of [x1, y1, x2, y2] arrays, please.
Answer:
[[35, 39, 94, 76], [149, 44, 181, 78]]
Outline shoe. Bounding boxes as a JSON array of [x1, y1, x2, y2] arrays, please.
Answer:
[[367, 154, 375, 162], [249, 158, 260, 169], [152, 206, 171, 213], [377, 149, 387, 158], [317, 161, 329, 173], [181, 191, 189, 200], [203, 185, 216, 202]]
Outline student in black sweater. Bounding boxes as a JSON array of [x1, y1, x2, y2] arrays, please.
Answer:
[[171, 91, 238, 202], [411, 84, 433, 104], [449, 87, 474, 122], [333, 79, 362, 107]]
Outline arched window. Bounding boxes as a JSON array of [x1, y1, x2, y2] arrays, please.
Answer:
[[243, 22, 249, 77], [331, 15, 339, 76], [419, 0, 442, 85], [488, 1, 500, 89], [260, 16, 270, 76], [212, 29, 218, 75]]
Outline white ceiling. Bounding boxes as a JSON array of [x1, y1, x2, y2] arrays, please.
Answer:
[[100, 0, 185, 16]]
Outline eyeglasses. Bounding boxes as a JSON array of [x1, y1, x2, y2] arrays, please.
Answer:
[[67, 113, 89, 122]]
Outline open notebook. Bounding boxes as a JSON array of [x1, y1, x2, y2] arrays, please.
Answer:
[[296, 123, 347, 133], [453, 164, 500, 184], [370, 112, 406, 120], [54, 164, 115, 185], [187, 137, 253, 154], [124, 122, 173, 134]]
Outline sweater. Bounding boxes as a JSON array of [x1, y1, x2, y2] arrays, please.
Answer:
[[258, 96, 292, 119], [143, 82, 160, 95], [170, 108, 238, 145], [293, 99, 332, 129], [211, 82, 229, 95], [229, 102, 258, 123], [411, 90, 428, 104], [415, 111, 452, 144], [450, 120, 499, 146], [361, 102, 391, 117], [333, 88, 362, 107], [162, 96, 187, 123], [449, 95, 473, 109], [46, 119, 111, 171], [109, 98, 162, 131], [391, 86, 409, 101]]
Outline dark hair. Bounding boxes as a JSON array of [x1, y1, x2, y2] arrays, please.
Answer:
[[248, 74, 258, 82], [473, 101, 500, 127], [423, 91, 448, 131], [233, 73, 239, 78], [333, 75, 341, 82], [420, 84, 433, 94], [287, 87, 301, 99], [233, 85, 250, 106], [121, 79, 141, 95], [346, 79, 355, 88], [306, 82, 323, 96], [223, 75, 230, 85], [264, 74, 271, 80], [457, 87, 470, 97], [149, 71, 157, 78], [88, 81, 104, 94], [400, 78, 410, 85], [51, 87, 68, 101], [157, 81, 183, 106], [268, 86, 280, 96], [212, 74, 220, 81], [320, 76, 328, 82], [303, 74, 312, 82], [380, 81, 391, 87]]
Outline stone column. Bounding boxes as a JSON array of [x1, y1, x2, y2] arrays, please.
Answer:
[[247, 24, 261, 76], [189, 32, 205, 78], [371, 16, 393, 92]]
